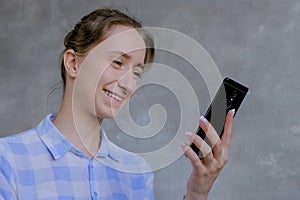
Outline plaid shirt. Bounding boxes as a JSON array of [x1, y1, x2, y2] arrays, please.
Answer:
[[0, 114, 154, 200]]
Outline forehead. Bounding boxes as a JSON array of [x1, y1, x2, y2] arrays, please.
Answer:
[[101, 25, 146, 60]]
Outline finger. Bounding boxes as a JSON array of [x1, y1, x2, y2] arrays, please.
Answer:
[[222, 109, 235, 148], [186, 132, 212, 158], [212, 138, 223, 160], [203, 150, 215, 166], [213, 109, 235, 161], [199, 116, 220, 148], [181, 144, 204, 170]]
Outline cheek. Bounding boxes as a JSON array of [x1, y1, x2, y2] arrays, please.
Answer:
[[122, 87, 136, 104], [130, 85, 137, 96], [97, 68, 114, 88]]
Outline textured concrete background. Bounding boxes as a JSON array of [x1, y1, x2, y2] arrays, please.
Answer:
[[1, 0, 300, 199]]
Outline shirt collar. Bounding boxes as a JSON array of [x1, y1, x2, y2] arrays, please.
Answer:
[[36, 114, 120, 161], [36, 114, 73, 160]]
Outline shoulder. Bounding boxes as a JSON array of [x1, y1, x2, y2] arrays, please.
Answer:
[[0, 114, 56, 157], [0, 127, 40, 155], [0, 128, 38, 177]]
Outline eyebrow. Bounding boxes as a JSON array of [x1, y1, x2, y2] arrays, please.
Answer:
[[109, 51, 132, 60]]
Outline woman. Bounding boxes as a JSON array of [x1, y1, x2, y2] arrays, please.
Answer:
[[0, 8, 234, 200]]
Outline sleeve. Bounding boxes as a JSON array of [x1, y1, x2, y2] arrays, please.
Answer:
[[0, 144, 17, 200]]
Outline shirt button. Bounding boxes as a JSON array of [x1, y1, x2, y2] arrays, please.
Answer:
[[93, 192, 98, 196]]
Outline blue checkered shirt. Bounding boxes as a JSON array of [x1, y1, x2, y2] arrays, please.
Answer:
[[0, 114, 154, 200]]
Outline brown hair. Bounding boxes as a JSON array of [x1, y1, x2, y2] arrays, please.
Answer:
[[60, 8, 155, 89]]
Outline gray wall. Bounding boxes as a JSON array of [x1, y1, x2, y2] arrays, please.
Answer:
[[1, 0, 300, 199]]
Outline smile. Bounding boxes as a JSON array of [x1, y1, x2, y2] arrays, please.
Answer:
[[103, 89, 123, 102]]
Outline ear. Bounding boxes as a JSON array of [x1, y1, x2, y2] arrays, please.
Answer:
[[64, 49, 79, 78]]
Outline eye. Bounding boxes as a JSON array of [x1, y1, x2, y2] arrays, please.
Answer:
[[133, 70, 142, 78], [133, 66, 144, 78], [112, 60, 123, 68]]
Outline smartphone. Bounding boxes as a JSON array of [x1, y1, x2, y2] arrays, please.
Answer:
[[190, 77, 249, 158]]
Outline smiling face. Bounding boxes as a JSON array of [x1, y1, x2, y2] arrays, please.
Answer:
[[83, 25, 146, 120]]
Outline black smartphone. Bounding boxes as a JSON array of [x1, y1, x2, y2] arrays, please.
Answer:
[[190, 77, 249, 158]]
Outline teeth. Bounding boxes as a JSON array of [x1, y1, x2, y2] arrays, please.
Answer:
[[104, 90, 122, 102]]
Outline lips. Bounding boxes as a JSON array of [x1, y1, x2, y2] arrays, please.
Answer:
[[103, 89, 123, 102]]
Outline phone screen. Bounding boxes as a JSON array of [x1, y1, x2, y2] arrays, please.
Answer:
[[190, 77, 248, 158]]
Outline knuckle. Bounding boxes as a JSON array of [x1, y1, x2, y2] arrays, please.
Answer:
[[215, 161, 224, 170], [222, 152, 229, 165], [223, 154, 229, 164], [214, 154, 229, 169]]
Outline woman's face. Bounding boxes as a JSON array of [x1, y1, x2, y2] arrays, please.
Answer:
[[76, 25, 146, 120]]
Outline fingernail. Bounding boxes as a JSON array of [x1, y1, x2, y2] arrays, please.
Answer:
[[185, 131, 194, 137], [185, 132, 195, 141], [199, 116, 208, 125], [231, 109, 235, 116], [180, 143, 188, 151]]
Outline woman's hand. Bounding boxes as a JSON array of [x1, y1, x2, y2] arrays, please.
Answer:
[[182, 109, 235, 200]]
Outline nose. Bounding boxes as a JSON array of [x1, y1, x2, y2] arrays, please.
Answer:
[[117, 70, 136, 96]]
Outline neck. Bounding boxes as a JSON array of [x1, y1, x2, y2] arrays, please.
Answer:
[[52, 92, 103, 160]]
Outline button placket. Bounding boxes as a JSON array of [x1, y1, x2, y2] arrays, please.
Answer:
[[89, 159, 100, 200]]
